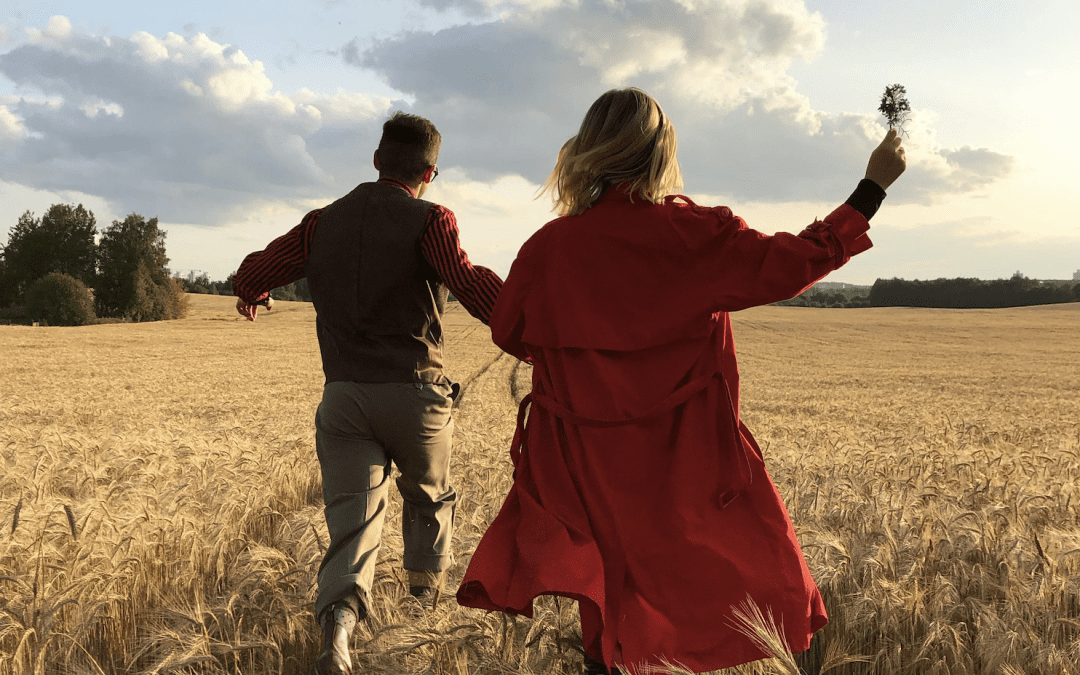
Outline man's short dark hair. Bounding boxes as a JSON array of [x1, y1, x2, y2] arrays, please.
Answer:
[[376, 112, 441, 183]]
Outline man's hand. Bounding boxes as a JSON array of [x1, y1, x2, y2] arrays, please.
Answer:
[[236, 297, 258, 321], [865, 128, 907, 191]]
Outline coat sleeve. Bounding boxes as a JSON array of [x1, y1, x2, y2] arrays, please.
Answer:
[[490, 230, 545, 363], [710, 204, 872, 312]]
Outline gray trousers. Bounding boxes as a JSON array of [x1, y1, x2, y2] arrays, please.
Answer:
[[313, 380, 457, 620]]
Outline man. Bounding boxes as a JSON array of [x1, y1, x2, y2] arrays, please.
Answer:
[[233, 112, 502, 675]]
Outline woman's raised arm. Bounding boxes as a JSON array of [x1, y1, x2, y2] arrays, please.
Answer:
[[711, 129, 906, 311]]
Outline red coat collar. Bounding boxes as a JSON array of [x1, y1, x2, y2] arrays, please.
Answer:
[[597, 184, 635, 203]]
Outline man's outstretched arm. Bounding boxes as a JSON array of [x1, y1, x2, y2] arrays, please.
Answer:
[[232, 209, 321, 320], [420, 205, 503, 325]]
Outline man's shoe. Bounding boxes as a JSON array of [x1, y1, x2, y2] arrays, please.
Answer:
[[314, 602, 356, 675], [583, 654, 624, 675], [406, 569, 446, 609]]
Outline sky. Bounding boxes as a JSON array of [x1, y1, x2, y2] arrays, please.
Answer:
[[1, 0, 1078, 285]]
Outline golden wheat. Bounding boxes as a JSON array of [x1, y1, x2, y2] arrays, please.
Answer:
[[1, 295, 1078, 674]]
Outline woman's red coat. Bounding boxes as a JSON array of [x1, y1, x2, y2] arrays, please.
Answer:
[[456, 189, 872, 673]]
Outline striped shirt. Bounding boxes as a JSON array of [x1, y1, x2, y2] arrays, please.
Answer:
[[232, 178, 503, 325]]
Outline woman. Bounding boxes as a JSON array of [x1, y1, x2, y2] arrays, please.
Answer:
[[457, 88, 905, 674]]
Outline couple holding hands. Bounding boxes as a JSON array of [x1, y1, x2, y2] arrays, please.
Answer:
[[234, 88, 906, 675]]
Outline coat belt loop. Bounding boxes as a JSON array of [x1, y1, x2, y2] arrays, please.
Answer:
[[510, 393, 532, 467]]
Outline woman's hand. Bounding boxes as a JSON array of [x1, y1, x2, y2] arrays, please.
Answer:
[[865, 128, 907, 191]]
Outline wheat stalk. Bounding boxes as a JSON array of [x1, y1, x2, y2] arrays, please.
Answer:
[[64, 504, 78, 541], [728, 597, 802, 675], [2, 295, 1079, 675], [11, 497, 23, 535]]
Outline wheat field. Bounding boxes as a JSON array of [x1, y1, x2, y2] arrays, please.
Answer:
[[1, 294, 1078, 674]]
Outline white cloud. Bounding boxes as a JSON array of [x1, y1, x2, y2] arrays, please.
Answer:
[[864, 109, 1016, 205], [130, 30, 169, 62], [44, 16, 73, 41], [25, 15, 74, 45], [352, 0, 1011, 204], [0, 104, 25, 143], [180, 79, 204, 97], [417, 0, 571, 19], [0, 20, 394, 224], [0, 4, 1016, 243], [940, 147, 1016, 191], [78, 98, 123, 118], [583, 29, 688, 86]]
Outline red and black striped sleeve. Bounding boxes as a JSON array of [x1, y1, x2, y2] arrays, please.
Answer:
[[420, 205, 503, 325], [232, 209, 321, 303]]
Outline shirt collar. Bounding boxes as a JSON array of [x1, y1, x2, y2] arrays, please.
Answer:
[[378, 177, 416, 198]]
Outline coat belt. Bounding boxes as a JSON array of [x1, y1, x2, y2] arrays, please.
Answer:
[[510, 371, 753, 507]]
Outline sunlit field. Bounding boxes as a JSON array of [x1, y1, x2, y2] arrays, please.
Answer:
[[2, 294, 1079, 674]]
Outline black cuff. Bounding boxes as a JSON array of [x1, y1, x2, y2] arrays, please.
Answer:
[[844, 178, 887, 221]]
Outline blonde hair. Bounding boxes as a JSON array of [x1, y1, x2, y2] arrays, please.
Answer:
[[541, 88, 683, 216]]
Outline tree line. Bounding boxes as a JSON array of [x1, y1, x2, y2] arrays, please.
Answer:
[[778, 273, 1080, 309], [180, 274, 466, 305], [181, 275, 452, 305], [6, 203, 1076, 324], [178, 273, 312, 303], [0, 203, 187, 326], [867, 274, 1080, 308]]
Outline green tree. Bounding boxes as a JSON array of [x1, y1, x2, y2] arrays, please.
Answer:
[[2, 204, 98, 297], [24, 272, 97, 326], [274, 283, 300, 302], [96, 213, 186, 321], [0, 249, 15, 307], [272, 279, 312, 302], [194, 272, 214, 294], [175, 272, 215, 294], [127, 262, 188, 322]]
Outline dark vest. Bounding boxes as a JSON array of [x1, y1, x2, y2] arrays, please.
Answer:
[[306, 181, 449, 384]]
